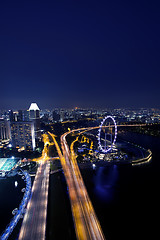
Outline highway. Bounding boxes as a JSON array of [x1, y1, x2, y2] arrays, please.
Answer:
[[18, 161, 50, 240], [62, 132, 105, 240], [49, 132, 105, 240], [49, 124, 148, 240]]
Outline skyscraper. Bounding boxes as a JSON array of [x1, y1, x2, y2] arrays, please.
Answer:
[[29, 103, 41, 138], [17, 110, 23, 121], [52, 110, 60, 122], [0, 119, 11, 142], [8, 110, 14, 122]]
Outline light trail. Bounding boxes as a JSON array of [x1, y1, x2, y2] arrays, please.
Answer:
[[65, 124, 152, 166], [18, 161, 50, 240], [132, 149, 152, 166], [18, 134, 50, 240], [32, 133, 51, 163], [49, 123, 151, 239], [49, 132, 105, 240]]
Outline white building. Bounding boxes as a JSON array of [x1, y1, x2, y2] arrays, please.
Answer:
[[29, 103, 41, 138]]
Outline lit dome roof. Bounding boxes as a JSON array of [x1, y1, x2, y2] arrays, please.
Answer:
[[29, 103, 40, 111]]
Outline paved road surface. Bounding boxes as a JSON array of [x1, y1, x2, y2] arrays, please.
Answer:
[[18, 161, 50, 240]]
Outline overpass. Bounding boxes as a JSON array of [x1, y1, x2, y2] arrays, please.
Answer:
[[18, 134, 50, 240], [49, 123, 151, 239], [18, 161, 50, 240], [1, 170, 31, 240], [49, 131, 105, 240]]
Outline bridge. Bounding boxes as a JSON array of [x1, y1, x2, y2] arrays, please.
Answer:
[[18, 161, 50, 240], [49, 131, 105, 240], [49, 123, 151, 239], [3, 123, 149, 240], [1, 170, 32, 240], [18, 134, 50, 240]]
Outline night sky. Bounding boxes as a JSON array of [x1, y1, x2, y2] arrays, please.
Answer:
[[1, 0, 160, 109]]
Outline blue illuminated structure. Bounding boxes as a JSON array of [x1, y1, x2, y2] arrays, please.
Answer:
[[0, 158, 19, 172], [98, 116, 117, 153], [1, 170, 32, 240]]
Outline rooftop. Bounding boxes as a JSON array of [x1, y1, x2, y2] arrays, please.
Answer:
[[29, 103, 40, 111]]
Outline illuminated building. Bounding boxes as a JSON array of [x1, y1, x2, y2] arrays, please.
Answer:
[[23, 110, 29, 121], [8, 110, 14, 122], [10, 121, 35, 150], [52, 110, 60, 122], [17, 110, 23, 121], [60, 110, 65, 122], [0, 119, 11, 142], [29, 103, 41, 138]]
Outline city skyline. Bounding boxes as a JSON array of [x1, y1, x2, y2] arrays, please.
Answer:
[[1, 1, 160, 109], [0, 2, 160, 239]]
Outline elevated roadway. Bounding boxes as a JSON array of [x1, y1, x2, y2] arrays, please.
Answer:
[[49, 124, 148, 239], [18, 161, 50, 240], [49, 132, 105, 240]]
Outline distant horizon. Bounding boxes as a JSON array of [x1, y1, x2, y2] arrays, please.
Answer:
[[0, 104, 160, 111]]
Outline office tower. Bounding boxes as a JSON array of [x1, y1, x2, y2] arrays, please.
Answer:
[[23, 110, 29, 121], [8, 110, 14, 122], [29, 103, 41, 138], [0, 119, 11, 141], [17, 110, 23, 121], [8, 110, 19, 122], [60, 110, 65, 122], [52, 110, 60, 122], [10, 121, 35, 150]]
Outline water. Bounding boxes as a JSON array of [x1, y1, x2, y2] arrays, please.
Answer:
[[0, 132, 159, 240], [0, 175, 25, 236], [80, 132, 160, 240], [46, 160, 76, 240]]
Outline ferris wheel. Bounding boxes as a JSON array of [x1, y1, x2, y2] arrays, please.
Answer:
[[97, 116, 117, 153]]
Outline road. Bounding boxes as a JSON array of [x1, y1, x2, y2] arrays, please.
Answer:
[[61, 132, 105, 240], [18, 160, 50, 240], [49, 132, 105, 240], [49, 124, 147, 239]]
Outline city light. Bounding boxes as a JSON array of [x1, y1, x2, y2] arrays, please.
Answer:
[[0, 1, 159, 238]]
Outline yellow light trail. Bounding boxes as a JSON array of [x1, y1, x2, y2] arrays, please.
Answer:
[[19, 133, 50, 240], [48, 123, 151, 240], [48, 131, 105, 240], [32, 133, 52, 163]]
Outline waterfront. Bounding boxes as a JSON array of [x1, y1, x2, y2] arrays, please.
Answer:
[[80, 131, 160, 239], [0, 175, 25, 237], [0, 131, 160, 239]]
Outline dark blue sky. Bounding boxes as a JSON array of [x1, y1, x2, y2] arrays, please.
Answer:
[[0, 0, 160, 109]]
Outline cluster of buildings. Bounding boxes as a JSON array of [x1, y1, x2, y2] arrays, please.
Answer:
[[0, 103, 41, 151], [41, 107, 160, 124], [1, 106, 160, 151]]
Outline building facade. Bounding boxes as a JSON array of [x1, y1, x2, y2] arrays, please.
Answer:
[[10, 121, 35, 150], [0, 119, 11, 142], [29, 103, 41, 138]]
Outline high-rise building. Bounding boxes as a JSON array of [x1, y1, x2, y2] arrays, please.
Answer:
[[60, 110, 65, 122], [52, 110, 60, 122], [17, 110, 23, 121], [10, 121, 35, 150], [0, 119, 11, 142], [29, 103, 41, 138], [8, 110, 19, 122], [23, 110, 29, 121], [8, 110, 14, 122]]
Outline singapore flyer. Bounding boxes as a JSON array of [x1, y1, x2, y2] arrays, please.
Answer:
[[97, 116, 117, 153]]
